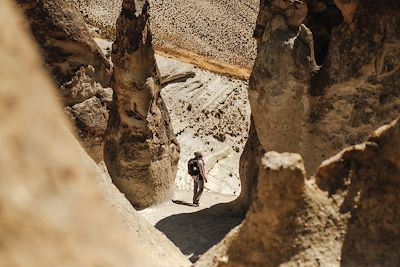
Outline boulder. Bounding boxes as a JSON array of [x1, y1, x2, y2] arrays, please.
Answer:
[[104, 0, 180, 209]]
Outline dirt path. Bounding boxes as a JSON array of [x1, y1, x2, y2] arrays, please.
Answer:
[[139, 190, 243, 262]]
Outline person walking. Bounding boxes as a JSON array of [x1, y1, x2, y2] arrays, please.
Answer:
[[187, 152, 207, 207]]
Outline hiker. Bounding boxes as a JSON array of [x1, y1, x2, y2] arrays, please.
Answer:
[[188, 152, 208, 207]]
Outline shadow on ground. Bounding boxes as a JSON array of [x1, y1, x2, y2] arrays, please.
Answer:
[[172, 199, 196, 207], [155, 202, 243, 262]]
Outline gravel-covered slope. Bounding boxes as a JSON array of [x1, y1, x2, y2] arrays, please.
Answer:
[[73, 0, 258, 70], [150, 0, 258, 69]]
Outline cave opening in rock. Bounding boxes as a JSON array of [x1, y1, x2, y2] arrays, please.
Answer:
[[304, 0, 344, 66]]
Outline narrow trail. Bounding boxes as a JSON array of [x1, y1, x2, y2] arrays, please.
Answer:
[[139, 190, 243, 262]]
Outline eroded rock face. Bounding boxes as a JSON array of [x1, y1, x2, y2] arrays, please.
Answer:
[[225, 152, 345, 267], [249, 0, 321, 173], [104, 0, 180, 209], [316, 118, 400, 266], [63, 66, 113, 162], [306, 0, 400, 171], [0, 2, 190, 266], [233, 119, 264, 214], [17, 0, 111, 86], [0, 1, 140, 265], [198, 117, 400, 266], [247, 0, 400, 175]]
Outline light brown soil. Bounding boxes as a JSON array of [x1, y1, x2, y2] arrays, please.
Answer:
[[139, 190, 242, 262]]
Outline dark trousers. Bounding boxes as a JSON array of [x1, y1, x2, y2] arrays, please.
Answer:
[[193, 178, 204, 204]]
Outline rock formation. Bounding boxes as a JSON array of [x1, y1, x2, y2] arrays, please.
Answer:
[[305, 0, 400, 171], [232, 119, 264, 214], [247, 0, 400, 175], [63, 66, 113, 162], [104, 0, 180, 209], [212, 0, 400, 265], [17, 0, 111, 86], [0, 2, 131, 266], [0, 1, 190, 266], [248, 0, 320, 173], [197, 117, 400, 266], [316, 118, 400, 267]]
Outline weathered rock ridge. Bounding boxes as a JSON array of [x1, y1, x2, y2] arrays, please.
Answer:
[[198, 117, 400, 266], [104, 0, 180, 209], [0, 1, 190, 266], [17, 0, 111, 86]]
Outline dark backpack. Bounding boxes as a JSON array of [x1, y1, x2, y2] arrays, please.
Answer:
[[188, 158, 199, 176]]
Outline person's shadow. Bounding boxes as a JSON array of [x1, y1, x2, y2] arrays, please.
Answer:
[[171, 199, 196, 207], [155, 202, 243, 262]]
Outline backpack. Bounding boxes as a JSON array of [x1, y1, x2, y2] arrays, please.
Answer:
[[188, 158, 199, 176]]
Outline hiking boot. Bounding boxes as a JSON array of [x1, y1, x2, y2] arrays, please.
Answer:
[[193, 202, 199, 207]]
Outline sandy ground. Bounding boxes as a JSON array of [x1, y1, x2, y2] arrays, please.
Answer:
[[139, 190, 242, 262]]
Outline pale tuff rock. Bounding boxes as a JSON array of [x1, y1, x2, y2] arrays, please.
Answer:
[[315, 118, 400, 266], [63, 66, 113, 162], [0, 1, 141, 265], [198, 117, 400, 267], [96, 162, 191, 267], [199, 0, 400, 265], [220, 152, 345, 267], [247, 0, 400, 175], [0, 1, 190, 266], [104, 0, 180, 209], [233, 119, 264, 214], [61, 66, 113, 107], [17, 0, 111, 86], [249, 0, 321, 172], [92, 38, 251, 196], [304, 0, 400, 172]]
